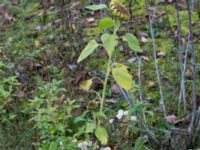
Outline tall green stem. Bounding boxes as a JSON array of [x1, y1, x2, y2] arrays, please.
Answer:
[[100, 56, 111, 113]]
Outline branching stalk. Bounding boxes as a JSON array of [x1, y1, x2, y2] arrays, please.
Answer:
[[178, 43, 190, 114]]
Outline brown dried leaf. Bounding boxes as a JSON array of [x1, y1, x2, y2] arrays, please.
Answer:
[[141, 56, 150, 62], [166, 115, 177, 124], [0, 7, 12, 21], [111, 84, 120, 94], [148, 81, 156, 88], [157, 51, 166, 58]]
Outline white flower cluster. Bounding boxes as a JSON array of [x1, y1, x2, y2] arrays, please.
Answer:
[[109, 109, 137, 123], [130, 115, 137, 121], [77, 141, 92, 150], [116, 109, 129, 120], [100, 147, 112, 150]]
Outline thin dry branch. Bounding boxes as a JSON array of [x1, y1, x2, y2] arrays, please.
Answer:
[[175, 0, 187, 115], [186, 0, 197, 132], [145, 0, 166, 118]]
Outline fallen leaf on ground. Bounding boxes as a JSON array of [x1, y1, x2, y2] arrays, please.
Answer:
[[166, 115, 177, 123]]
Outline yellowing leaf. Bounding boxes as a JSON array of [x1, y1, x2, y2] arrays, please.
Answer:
[[34, 39, 40, 47], [112, 64, 132, 91], [109, 0, 130, 20], [80, 79, 93, 91], [95, 126, 108, 145], [114, 63, 129, 71]]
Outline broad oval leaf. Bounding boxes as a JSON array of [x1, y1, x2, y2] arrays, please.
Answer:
[[77, 40, 99, 63], [85, 4, 107, 11], [95, 126, 108, 145], [49, 142, 57, 150], [101, 33, 118, 56], [122, 33, 142, 52], [99, 17, 114, 32], [85, 122, 96, 133], [112, 64, 132, 91], [80, 79, 93, 91]]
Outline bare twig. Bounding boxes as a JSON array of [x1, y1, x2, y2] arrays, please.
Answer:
[[145, 0, 166, 118], [175, 0, 188, 115], [129, 2, 147, 124], [186, 0, 197, 132], [135, 52, 146, 123], [179, 42, 190, 115]]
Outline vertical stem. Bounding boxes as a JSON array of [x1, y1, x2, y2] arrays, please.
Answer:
[[130, 1, 146, 122], [149, 18, 166, 118], [179, 43, 190, 115], [135, 52, 146, 122], [99, 0, 110, 114], [186, 0, 197, 132], [138, 56, 143, 102], [175, 0, 187, 115], [129, 0, 133, 17], [138, 57, 146, 123], [145, 0, 166, 118], [100, 56, 111, 113]]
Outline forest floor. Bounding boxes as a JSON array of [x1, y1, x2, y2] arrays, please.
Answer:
[[0, 0, 200, 149]]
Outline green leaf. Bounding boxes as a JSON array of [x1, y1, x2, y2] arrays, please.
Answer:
[[85, 122, 96, 133], [84, 27, 101, 36], [56, 123, 65, 133], [77, 40, 99, 63], [101, 33, 118, 56], [114, 20, 121, 34], [112, 64, 132, 91], [99, 17, 114, 32], [134, 136, 150, 150], [49, 142, 57, 150], [95, 112, 107, 119], [85, 4, 107, 11], [122, 33, 142, 52], [95, 126, 108, 145]]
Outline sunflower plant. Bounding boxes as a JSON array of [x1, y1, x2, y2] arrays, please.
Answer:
[[77, 1, 142, 146]]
